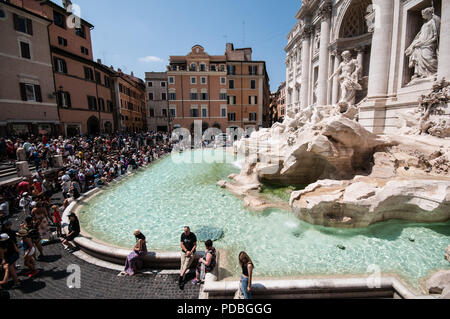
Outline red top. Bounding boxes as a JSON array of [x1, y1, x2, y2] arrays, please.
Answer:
[[53, 210, 62, 224]]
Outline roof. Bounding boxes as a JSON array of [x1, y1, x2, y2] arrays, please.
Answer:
[[0, 1, 53, 23]]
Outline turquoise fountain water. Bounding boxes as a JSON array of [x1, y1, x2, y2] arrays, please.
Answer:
[[79, 149, 450, 290]]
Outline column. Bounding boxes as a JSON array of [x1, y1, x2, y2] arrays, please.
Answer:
[[367, 0, 394, 99], [438, 1, 450, 80], [317, 2, 332, 106], [355, 46, 365, 78], [331, 50, 341, 105], [300, 25, 312, 109]]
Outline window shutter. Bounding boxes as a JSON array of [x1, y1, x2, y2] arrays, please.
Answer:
[[19, 83, 27, 101], [67, 93, 72, 108], [26, 19, 33, 35], [13, 14, 20, 31], [63, 60, 67, 74], [34, 85, 42, 102], [249, 96, 251, 105]]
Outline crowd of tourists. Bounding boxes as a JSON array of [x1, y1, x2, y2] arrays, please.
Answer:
[[0, 132, 173, 295]]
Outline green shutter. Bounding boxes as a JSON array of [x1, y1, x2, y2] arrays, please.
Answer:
[[34, 85, 42, 102], [19, 83, 27, 101]]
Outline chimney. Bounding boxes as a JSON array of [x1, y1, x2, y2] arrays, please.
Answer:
[[97, 59, 102, 64], [131, 71, 134, 77], [62, 0, 72, 11], [226, 43, 234, 53]]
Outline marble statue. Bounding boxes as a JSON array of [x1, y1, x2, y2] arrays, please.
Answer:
[[405, 7, 440, 81], [328, 51, 362, 106]]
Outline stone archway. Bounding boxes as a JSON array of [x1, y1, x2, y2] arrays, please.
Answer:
[[87, 116, 100, 136]]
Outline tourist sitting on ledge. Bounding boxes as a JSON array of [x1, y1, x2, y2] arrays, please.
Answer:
[[60, 213, 80, 254], [124, 230, 148, 276], [192, 240, 216, 285]]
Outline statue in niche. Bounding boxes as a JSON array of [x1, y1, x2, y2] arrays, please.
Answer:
[[405, 7, 440, 82], [328, 51, 362, 107]]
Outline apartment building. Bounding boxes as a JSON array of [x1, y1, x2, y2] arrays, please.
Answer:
[[112, 70, 146, 133], [10, 0, 116, 136], [167, 43, 270, 134], [145, 72, 169, 132], [0, 1, 59, 136]]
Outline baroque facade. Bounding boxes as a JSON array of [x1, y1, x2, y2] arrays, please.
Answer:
[[285, 0, 449, 134]]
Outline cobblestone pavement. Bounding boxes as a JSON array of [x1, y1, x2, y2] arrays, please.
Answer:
[[4, 193, 201, 299]]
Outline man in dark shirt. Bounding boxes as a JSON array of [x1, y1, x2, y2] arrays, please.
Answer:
[[179, 226, 197, 289]]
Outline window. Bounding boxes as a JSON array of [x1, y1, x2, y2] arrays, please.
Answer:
[[200, 64, 206, 72], [251, 80, 256, 89], [190, 93, 198, 100], [249, 112, 257, 121], [107, 101, 113, 112], [202, 108, 208, 118], [150, 109, 155, 117], [0, 9, 6, 20], [168, 77, 174, 84], [98, 98, 105, 111], [81, 46, 89, 55], [221, 107, 227, 118], [227, 65, 235, 75], [169, 108, 176, 117], [20, 83, 42, 102], [75, 25, 86, 38], [161, 93, 167, 101], [95, 71, 101, 84], [53, 10, 65, 28], [191, 77, 197, 84], [220, 77, 226, 85], [228, 112, 236, 122], [87, 96, 97, 110], [229, 80, 234, 89], [190, 108, 199, 118], [190, 63, 196, 72], [200, 93, 208, 100], [54, 57, 67, 74], [58, 91, 71, 108], [84, 67, 94, 81], [228, 95, 236, 105], [148, 81, 153, 87], [220, 93, 227, 100], [58, 36, 67, 47], [160, 81, 166, 87], [200, 77, 207, 84], [119, 84, 123, 93], [169, 93, 176, 100], [104, 76, 111, 88], [210, 65, 216, 72], [20, 42, 31, 59], [13, 14, 33, 35], [249, 65, 258, 75], [249, 96, 258, 105]]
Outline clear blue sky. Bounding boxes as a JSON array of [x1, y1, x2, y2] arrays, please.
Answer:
[[69, 0, 301, 92]]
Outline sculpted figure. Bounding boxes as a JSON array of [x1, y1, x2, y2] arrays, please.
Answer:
[[405, 7, 440, 81], [329, 51, 362, 106]]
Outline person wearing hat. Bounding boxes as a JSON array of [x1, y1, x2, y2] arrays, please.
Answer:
[[124, 230, 147, 276], [0, 233, 20, 288], [19, 192, 32, 216], [17, 229, 38, 277], [60, 213, 80, 253]]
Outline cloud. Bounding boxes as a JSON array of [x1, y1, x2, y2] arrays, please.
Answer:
[[139, 56, 164, 63]]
